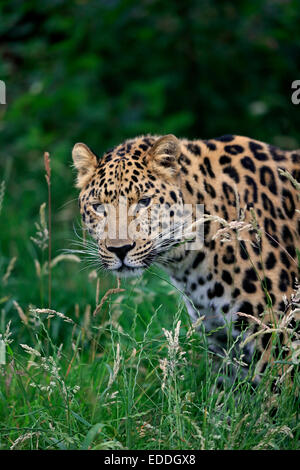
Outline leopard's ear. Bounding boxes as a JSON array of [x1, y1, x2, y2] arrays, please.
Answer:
[[148, 134, 181, 178], [72, 143, 98, 188]]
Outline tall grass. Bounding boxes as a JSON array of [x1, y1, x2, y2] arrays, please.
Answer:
[[0, 263, 299, 450], [0, 170, 299, 450]]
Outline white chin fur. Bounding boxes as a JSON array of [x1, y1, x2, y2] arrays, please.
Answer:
[[110, 267, 144, 278]]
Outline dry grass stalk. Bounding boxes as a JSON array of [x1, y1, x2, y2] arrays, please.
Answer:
[[74, 303, 80, 318], [2, 256, 17, 284], [236, 311, 270, 331], [44, 151, 52, 309], [107, 343, 121, 388], [278, 168, 300, 193], [0, 180, 5, 216], [186, 315, 206, 339], [30, 204, 48, 250], [20, 344, 41, 356], [96, 277, 100, 305], [159, 357, 168, 391], [159, 320, 186, 391], [50, 254, 81, 267], [10, 432, 40, 450], [93, 277, 125, 316], [83, 304, 92, 339], [32, 307, 74, 324], [13, 300, 28, 325], [162, 320, 181, 355], [34, 259, 41, 278]]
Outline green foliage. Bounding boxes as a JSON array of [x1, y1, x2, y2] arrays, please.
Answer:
[[0, 285, 299, 450], [1, 0, 300, 299]]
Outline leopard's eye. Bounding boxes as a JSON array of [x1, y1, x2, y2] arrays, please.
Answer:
[[92, 203, 106, 216], [138, 197, 151, 208]]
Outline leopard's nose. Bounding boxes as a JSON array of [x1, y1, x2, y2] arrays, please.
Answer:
[[106, 242, 136, 261]]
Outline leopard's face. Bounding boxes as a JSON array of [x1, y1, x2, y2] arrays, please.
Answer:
[[73, 135, 185, 276]]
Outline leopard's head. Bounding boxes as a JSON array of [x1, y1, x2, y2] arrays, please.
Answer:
[[72, 135, 187, 276]]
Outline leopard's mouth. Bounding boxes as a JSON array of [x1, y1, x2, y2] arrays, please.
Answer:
[[100, 249, 157, 277], [105, 255, 156, 277]]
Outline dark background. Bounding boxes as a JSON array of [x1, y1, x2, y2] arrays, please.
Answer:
[[1, 0, 300, 308]]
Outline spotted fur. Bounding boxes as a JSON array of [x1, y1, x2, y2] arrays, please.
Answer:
[[72, 134, 300, 380]]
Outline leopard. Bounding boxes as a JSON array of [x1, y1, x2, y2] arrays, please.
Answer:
[[72, 133, 300, 383]]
